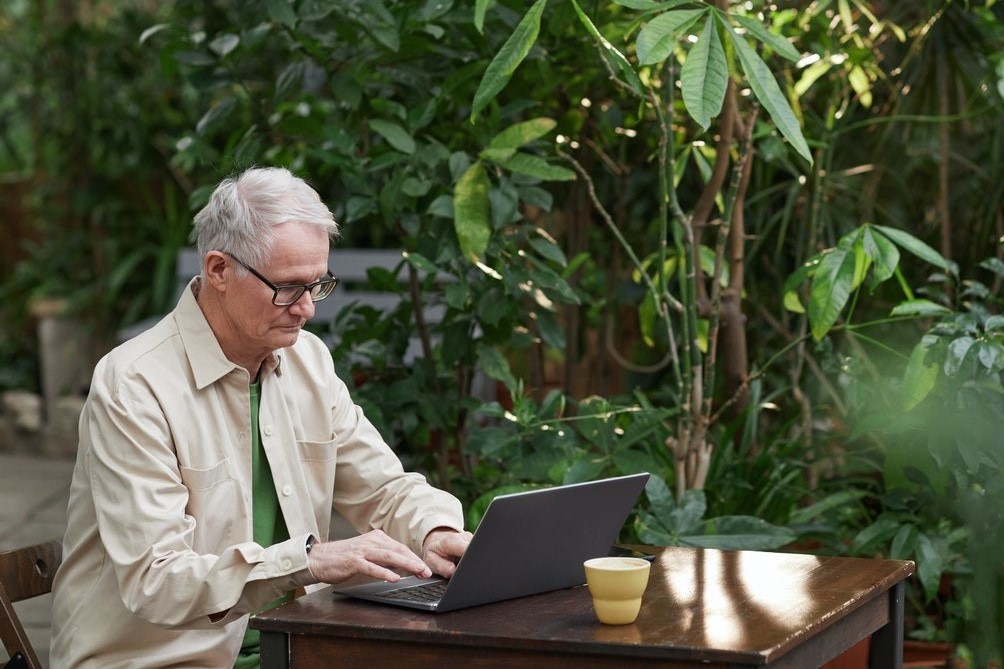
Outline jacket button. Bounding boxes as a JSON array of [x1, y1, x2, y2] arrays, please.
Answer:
[[281, 484, 293, 496]]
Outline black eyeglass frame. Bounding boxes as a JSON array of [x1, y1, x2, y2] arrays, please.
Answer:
[[225, 253, 340, 306]]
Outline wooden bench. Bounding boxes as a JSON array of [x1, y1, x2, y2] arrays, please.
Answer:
[[117, 246, 494, 402], [118, 247, 439, 353]]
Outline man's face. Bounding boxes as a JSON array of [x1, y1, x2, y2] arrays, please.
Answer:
[[224, 222, 330, 357]]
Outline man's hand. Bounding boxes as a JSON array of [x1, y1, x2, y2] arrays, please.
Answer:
[[422, 528, 473, 578], [306, 530, 432, 585]]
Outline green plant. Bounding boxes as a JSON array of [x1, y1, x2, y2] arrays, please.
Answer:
[[0, 1, 202, 352], [463, 388, 675, 529], [868, 257, 1004, 657], [634, 378, 847, 551], [636, 484, 796, 550], [145, 0, 1004, 512], [461, 384, 804, 551], [148, 1, 588, 492], [470, 0, 820, 502], [789, 221, 1004, 655], [702, 379, 814, 523], [0, 335, 37, 394]]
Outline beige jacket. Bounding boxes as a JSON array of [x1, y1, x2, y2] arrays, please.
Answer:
[[50, 280, 464, 668]]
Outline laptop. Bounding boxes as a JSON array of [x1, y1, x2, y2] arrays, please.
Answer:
[[330, 472, 650, 613]]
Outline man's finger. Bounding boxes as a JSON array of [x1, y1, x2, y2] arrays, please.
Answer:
[[425, 552, 458, 578], [363, 544, 432, 579]]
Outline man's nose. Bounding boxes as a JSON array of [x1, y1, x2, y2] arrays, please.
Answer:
[[288, 291, 316, 318]]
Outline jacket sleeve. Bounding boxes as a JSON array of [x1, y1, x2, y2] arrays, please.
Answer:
[[84, 370, 314, 628], [325, 374, 465, 556]]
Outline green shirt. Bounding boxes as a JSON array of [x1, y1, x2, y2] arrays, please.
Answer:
[[234, 380, 293, 669]]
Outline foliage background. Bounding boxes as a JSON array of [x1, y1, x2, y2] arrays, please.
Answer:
[[2, 0, 1004, 659]]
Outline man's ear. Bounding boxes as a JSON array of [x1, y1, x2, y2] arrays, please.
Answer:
[[202, 251, 230, 294]]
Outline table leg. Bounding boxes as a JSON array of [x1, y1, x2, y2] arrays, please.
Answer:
[[868, 580, 905, 669], [259, 630, 290, 669]]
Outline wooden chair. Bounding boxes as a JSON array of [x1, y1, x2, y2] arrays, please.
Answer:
[[0, 540, 63, 669]]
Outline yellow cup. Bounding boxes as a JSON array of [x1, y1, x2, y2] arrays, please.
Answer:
[[583, 556, 651, 625]]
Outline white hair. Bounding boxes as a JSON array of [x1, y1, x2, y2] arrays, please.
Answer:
[[193, 166, 340, 269]]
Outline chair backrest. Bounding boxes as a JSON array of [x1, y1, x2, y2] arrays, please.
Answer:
[[0, 540, 63, 669]]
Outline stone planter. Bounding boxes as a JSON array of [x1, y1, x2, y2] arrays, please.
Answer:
[[29, 297, 101, 425], [820, 638, 870, 669], [820, 638, 959, 669], [903, 640, 956, 668]]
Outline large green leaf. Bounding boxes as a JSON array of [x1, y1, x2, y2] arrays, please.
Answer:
[[196, 96, 238, 135], [266, 0, 297, 28], [367, 119, 415, 155], [901, 335, 940, 411], [977, 341, 1003, 372], [980, 256, 1004, 279], [471, 0, 547, 120], [523, 259, 580, 304], [781, 255, 822, 314], [889, 299, 952, 318], [667, 489, 707, 534], [529, 235, 567, 266], [614, 0, 678, 9], [636, 8, 708, 65], [474, 0, 490, 33], [571, 0, 643, 94], [454, 162, 491, 262], [860, 225, 900, 284], [298, 0, 335, 20], [889, 524, 918, 561], [499, 153, 576, 181], [852, 516, 900, 555], [359, 2, 400, 52], [688, 516, 796, 550], [915, 533, 949, 601], [873, 224, 956, 275], [681, 17, 727, 130], [535, 310, 566, 350], [644, 474, 674, 511], [808, 237, 860, 340], [639, 489, 795, 549], [945, 336, 975, 376], [984, 314, 1004, 333], [788, 489, 869, 525], [476, 343, 518, 389], [487, 117, 557, 151], [209, 33, 240, 58], [730, 13, 800, 62], [275, 61, 307, 101], [722, 20, 812, 164]]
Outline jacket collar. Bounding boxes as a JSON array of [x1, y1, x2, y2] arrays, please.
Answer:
[[175, 278, 283, 390]]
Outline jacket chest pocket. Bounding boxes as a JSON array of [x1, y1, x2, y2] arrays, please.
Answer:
[[297, 439, 337, 530], [179, 458, 240, 550]]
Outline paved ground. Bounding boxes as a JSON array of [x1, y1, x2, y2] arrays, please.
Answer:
[[0, 452, 74, 668]]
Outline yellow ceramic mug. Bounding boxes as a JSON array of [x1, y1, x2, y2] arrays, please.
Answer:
[[583, 556, 651, 625]]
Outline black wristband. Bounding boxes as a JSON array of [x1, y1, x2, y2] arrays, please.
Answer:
[[305, 535, 317, 554]]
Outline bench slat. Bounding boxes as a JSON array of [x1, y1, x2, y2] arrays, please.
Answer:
[[120, 248, 433, 344]]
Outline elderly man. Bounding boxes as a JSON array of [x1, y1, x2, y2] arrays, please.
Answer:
[[51, 167, 470, 668]]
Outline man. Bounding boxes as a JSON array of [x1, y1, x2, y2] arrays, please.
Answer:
[[51, 167, 471, 668]]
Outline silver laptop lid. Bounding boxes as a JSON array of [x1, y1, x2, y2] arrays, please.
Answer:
[[438, 472, 650, 611], [331, 472, 650, 613]]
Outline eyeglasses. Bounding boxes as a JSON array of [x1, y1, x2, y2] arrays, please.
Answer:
[[225, 253, 340, 306]]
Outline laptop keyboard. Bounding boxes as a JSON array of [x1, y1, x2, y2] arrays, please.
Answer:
[[381, 580, 448, 604]]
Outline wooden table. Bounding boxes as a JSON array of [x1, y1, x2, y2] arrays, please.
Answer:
[[252, 546, 914, 669]]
